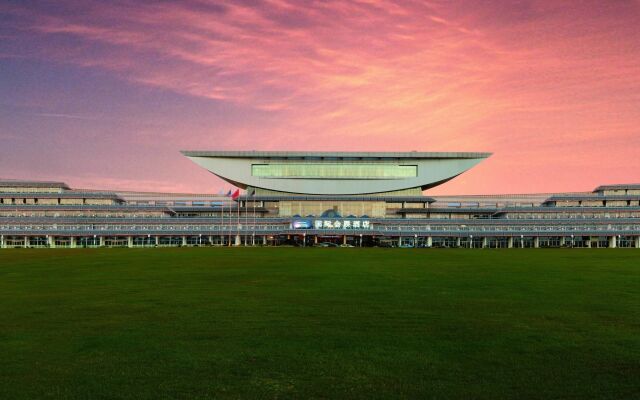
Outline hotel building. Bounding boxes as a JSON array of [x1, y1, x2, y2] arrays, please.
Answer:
[[1, 151, 639, 248]]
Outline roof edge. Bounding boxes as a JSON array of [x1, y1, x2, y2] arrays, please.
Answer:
[[181, 150, 492, 159]]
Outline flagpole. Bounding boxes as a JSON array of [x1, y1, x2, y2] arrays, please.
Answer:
[[227, 190, 232, 247], [252, 190, 256, 246], [244, 190, 249, 246], [220, 194, 224, 246], [236, 192, 240, 246]]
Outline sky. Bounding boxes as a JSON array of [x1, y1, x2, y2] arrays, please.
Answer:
[[1, 0, 639, 195]]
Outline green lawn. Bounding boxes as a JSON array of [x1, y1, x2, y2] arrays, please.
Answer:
[[0, 248, 638, 399]]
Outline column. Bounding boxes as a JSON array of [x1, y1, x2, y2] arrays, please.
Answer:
[[99, 236, 105, 247], [427, 236, 432, 248], [508, 237, 513, 248], [534, 237, 540, 248], [456, 237, 461, 248], [587, 238, 592, 248], [24, 236, 28, 248], [482, 237, 488, 249], [343, 235, 347, 245], [182, 236, 187, 246], [263, 235, 267, 245], [48, 236, 56, 249], [127, 236, 133, 248], [609, 236, 617, 248], [635, 236, 640, 248], [560, 237, 565, 247], [0, 235, 5, 249], [70, 237, 76, 248], [235, 234, 241, 246], [314, 236, 318, 245]]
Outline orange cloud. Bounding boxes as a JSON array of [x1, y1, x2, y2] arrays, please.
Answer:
[[1, 1, 639, 194]]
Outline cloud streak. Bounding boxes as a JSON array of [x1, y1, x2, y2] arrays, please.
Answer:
[[34, 112, 98, 120], [1, 0, 639, 194]]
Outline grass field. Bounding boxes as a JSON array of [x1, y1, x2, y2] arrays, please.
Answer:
[[0, 248, 638, 399]]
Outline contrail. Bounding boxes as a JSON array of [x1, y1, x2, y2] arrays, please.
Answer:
[[34, 113, 98, 120]]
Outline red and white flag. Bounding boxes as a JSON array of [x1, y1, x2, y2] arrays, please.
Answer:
[[231, 189, 240, 200]]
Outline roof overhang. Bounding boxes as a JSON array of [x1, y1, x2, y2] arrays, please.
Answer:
[[181, 150, 491, 195], [181, 150, 491, 160]]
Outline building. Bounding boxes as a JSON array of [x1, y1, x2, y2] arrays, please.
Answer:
[[1, 151, 639, 249], [181, 151, 491, 196]]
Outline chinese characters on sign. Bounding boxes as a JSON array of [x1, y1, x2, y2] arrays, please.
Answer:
[[314, 219, 372, 230]]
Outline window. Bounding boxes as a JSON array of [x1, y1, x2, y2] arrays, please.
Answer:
[[251, 164, 417, 179]]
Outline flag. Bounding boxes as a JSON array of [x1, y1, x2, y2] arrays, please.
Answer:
[[231, 189, 240, 200], [249, 188, 256, 196], [226, 189, 232, 197]]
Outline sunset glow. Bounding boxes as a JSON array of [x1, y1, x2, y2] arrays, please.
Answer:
[[1, 1, 639, 194]]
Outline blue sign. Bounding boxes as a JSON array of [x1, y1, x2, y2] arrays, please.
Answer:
[[292, 219, 313, 229]]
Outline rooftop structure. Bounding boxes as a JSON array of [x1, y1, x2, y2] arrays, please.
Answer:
[[593, 184, 640, 195], [181, 151, 491, 196], [0, 179, 70, 194]]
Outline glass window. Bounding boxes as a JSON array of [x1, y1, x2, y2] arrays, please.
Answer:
[[251, 164, 417, 179]]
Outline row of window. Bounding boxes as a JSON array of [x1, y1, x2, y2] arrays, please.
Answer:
[[504, 212, 640, 219], [382, 225, 640, 232], [0, 224, 284, 231], [3, 224, 640, 233], [251, 163, 418, 179], [0, 213, 169, 218]]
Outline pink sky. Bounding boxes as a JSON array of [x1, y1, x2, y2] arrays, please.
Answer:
[[1, 1, 639, 195]]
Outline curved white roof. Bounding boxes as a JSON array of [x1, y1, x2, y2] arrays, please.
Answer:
[[182, 151, 491, 195], [182, 151, 491, 159]]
